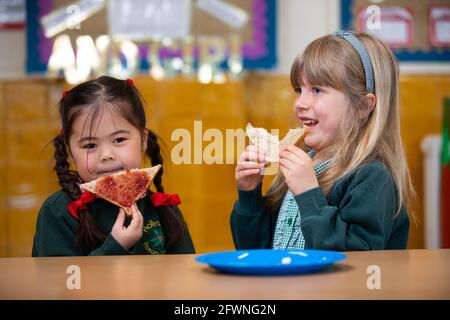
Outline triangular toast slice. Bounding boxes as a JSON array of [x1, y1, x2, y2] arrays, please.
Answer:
[[279, 126, 309, 149], [79, 165, 161, 215], [246, 123, 280, 162], [246, 123, 309, 162]]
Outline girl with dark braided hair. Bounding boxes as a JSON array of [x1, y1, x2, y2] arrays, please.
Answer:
[[32, 76, 195, 256]]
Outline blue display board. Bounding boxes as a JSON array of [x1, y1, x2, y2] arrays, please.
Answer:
[[26, 0, 277, 74]]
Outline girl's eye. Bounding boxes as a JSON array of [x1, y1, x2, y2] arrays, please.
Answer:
[[114, 137, 127, 144], [312, 87, 322, 94], [82, 143, 96, 150], [294, 87, 302, 94]]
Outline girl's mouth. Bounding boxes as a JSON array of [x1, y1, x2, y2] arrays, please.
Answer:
[[302, 119, 319, 128], [97, 167, 124, 177]]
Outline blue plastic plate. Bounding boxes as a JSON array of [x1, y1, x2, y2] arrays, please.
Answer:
[[195, 249, 347, 275]]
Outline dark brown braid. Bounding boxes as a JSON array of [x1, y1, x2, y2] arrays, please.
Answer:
[[146, 129, 188, 247], [147, 130, 164, 192], [53, 134, 81, 197], [53, 130, 105, 250]]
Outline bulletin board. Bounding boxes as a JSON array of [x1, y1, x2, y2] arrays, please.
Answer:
[[341, 0, 450, 62], [26, 0, 277, 74]]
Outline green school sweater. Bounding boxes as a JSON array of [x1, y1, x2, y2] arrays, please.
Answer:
[[230, 160, 410, 251], [32, 190, 195, 256]]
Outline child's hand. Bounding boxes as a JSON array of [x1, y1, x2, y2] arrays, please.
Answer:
[[111, 205, 143, 251], [279, 145, 319, 196], [235, 145, 266, 191]]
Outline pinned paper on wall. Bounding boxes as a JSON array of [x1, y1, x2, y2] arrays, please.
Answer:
[[342, 0, 450, 62], [0, 0, 25, 29], [196, 0, 249, 29], [40, 0, 105, 38], [357, 6, 413, 48], [107, 0, 192, 40], [429, 5, 450, 48]]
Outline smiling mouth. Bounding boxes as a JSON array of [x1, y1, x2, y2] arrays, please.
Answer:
[[302, 119, 319, 127]]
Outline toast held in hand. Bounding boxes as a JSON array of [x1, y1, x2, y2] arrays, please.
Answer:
[[79, 165, 161, 215]]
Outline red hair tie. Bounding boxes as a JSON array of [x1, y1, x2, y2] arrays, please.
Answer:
[[68, 191, 96, 220], [62, 89, 68, 97], [126, 78, 134, 85], [149, 192, 181, 207], [60, 128, 64, 136]]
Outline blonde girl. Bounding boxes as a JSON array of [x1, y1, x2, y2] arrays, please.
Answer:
[[231, 31, 415, 251]]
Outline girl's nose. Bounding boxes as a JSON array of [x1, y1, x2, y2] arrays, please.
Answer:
[[293, 100, 310, 111], [293, 95, 311, 111], [100, 150, 115, 162], [297, 104, 310, 110]]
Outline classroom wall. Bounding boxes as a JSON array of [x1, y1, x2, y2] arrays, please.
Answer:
[[0, 79, 60, 256], [0, 29, 25, 78]]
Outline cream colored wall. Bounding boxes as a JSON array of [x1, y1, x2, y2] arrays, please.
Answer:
[[276, 0, 340, 74], [0, 30, 25, 78]]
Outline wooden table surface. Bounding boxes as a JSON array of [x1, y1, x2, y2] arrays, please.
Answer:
[[0, 249, 449, 299]]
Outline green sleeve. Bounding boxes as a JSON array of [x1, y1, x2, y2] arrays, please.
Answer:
[[294, 162, 407, 250], [165, 206, 196, 254], [32, 203, 84, 256], [88, 234, 131, 256], [32, 203, 130, 256], [230, 184, 276, 249]]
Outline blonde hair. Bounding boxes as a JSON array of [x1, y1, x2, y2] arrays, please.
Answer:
[[266, 32, 416, 220]]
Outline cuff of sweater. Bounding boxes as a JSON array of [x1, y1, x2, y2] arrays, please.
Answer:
[[237, 184, 263, 215], [294, 187, 328, 218], [102, 234, 133, 255]]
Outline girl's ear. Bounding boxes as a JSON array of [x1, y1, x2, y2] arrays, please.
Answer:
[[142, 129, 148, 152], [358, 93, 376, 119]]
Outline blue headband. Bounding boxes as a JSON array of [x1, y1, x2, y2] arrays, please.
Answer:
[[333, 30, 375, 93]]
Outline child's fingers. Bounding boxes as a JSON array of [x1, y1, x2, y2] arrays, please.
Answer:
[[236, 168, 261, 180], [239, 150, 266, 164], [238, 149, 258, 161], [236, 162, 265, 172], [284, 145, 308, 160], [279, 163, 289, 177], [246, 145, 258, 152], [246, 145, 265, 154], [245, 145, 266, 156], [129, 205, 143, 230], [279, 158, 296, 171], [280, 149, 303, 164], [114, 208, 126, 227]]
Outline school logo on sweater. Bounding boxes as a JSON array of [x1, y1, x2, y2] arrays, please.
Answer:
[[142, 220, 165, 254]]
